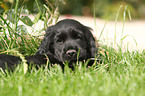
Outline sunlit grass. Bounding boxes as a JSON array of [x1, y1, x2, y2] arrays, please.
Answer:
[[0, 49, 145, 96]]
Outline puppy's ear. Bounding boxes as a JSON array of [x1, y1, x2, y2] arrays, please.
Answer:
[[84, 27, 98, 58], [35, 26, 54, 55]]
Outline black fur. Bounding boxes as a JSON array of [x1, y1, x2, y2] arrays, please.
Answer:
[[0, 54, 47, 71]]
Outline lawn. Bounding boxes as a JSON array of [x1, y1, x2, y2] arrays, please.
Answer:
[[0, 1, 145, 96], [0, 48, 145, 96]]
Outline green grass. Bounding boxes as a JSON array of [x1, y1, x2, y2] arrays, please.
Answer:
[[0, 1, 145, 96], [0, 49, 145, 96]]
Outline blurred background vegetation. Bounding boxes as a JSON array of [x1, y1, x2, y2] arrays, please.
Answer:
[[0, 0, 145, 20]]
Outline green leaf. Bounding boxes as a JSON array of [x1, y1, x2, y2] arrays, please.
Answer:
[[17, 25, 27, 34], [20, 16, 34, 27], [6, 9, 16, 24], [120, 34, 130, 41], [20, 9, 30, 15], [33, 12, 41, 24]]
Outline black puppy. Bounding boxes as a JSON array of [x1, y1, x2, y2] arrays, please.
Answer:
[[0, 19, 99, 71], [36, 19, 98, 68], [0, 54, 47, 71]]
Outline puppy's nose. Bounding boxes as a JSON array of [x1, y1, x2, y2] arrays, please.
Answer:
[[66, 50, 76, 57]]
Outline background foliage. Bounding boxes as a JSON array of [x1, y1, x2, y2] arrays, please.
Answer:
[[1, 0, 145, 20], [61, 0, 145, 19]]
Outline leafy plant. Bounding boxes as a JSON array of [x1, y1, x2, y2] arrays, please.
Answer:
[[0, 0, 63, 55]]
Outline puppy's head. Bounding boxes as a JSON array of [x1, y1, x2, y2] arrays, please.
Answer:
[[36, 19, 98, 66]]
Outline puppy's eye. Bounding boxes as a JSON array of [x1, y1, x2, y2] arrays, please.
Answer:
[[72, 30, 82, 40], [75, 34, 82, 39], [56, 38, 63, 43]]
